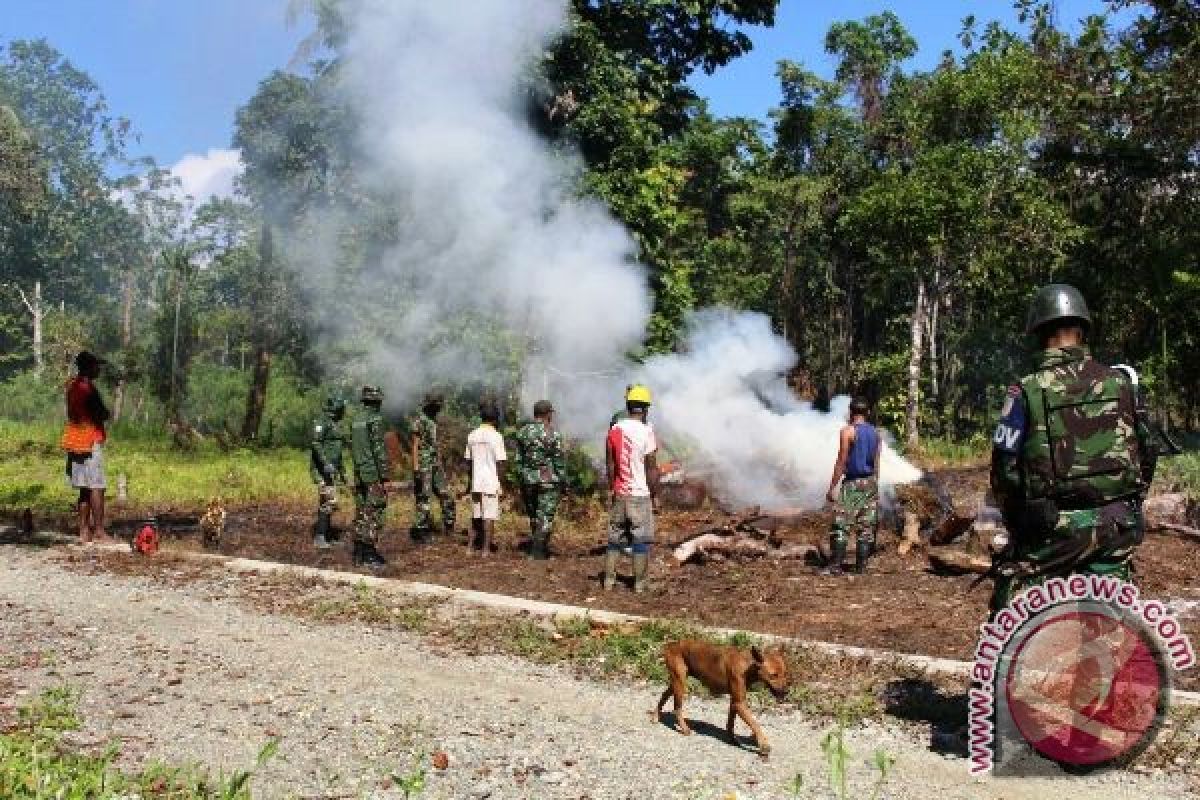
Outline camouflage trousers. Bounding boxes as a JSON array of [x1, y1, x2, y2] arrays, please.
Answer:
[[831, 477, 879, 549], [353, 482, 388, 545], [413, 465, 455, 532], [989, 500, 1142, 613], [521, 484, 561, 542], [316, 482, 338, 515]]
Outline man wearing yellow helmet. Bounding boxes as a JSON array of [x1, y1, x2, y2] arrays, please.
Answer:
[[604, 384, 659, 592]]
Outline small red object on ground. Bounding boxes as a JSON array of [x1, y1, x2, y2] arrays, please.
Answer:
[[133, 524, 159, 555]]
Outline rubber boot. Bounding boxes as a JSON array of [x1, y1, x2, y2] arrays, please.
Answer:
[[362, 542, 387, 569], [529, 535, 549, 560], [313, 512, 332, 550], [602, 548, 619, 590], [632, 552, 650, 593], [854, 538, 871, 575], [821, 539, 847, 576]]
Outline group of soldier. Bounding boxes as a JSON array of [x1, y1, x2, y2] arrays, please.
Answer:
[[308, 386, 576, 571], [308, 282, 1173, 612]]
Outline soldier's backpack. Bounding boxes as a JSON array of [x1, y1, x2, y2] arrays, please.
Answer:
[[1020, 359, 1144, 509]]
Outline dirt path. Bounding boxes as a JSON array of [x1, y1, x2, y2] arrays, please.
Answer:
[[0, 543, 1190, 799]]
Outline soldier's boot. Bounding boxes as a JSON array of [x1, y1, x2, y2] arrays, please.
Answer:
[[351, 540, 365, 566], [410, 526, 433, 545], [632, 551, 650, 594], [854, 538, 871, 575], [821, 539, 847, 576], [602, 548, 619, 590], [313, 512, 333, 550]]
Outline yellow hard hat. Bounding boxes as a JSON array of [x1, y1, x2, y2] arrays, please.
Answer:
[[625, 384, 652, 404]]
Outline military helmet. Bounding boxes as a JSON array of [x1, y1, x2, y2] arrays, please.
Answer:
[[1025, 283, 1092, 334], [625, 384, 652, 405], [422, 390, 444, 407], [323, 391, 347, 414], [360, 385, 384, 405], [533, 399, 554, 417]]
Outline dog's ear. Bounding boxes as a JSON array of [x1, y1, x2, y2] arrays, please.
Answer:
[[751, 645, 764, 663]]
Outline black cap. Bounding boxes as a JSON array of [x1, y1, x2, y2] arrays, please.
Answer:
[[533, 400, 554, 416], [75, 351, 105, 370]]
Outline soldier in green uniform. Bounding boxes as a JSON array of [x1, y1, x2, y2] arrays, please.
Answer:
[[989, 284, 1159, 612], [514, 400, 567, 559], [350, 385, 390, 568], [310, 391, 348, 549], [410, 392, 456, 542]]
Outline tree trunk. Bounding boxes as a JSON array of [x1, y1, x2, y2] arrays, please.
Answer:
[[927, 286, 940, 409], [168, 269, 185, 426], [905, 275, 928, 450], [8, 280, 46, 375], [240, 347, 271, 441], [30, 280, 43, 376], [112, 270, 135, 423]]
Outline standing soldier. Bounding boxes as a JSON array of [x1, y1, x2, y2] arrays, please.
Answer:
[[310, 391, 348, 549], [350, 385, 389, 568], [514, 400, 567, 559], [822, 397, 882, 575], [410, 392, 456, 542], [989, 284, 1159, 612]]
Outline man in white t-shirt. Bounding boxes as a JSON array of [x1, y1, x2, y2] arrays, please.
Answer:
[[464, 404, 507, 556], [604, 384, 659, 592]]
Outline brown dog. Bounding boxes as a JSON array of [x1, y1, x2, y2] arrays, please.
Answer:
[[655, 639, 790, 757]]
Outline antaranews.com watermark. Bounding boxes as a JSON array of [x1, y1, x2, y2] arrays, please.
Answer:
[[969, 573, 1196, 776]]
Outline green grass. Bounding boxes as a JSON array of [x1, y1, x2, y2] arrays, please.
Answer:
[[0, 419, 311, 513], [911, 434, 989, 467], [1, 686, 277, 799], [451, 614, 913, 723], [1159, 450, 1200, 502]]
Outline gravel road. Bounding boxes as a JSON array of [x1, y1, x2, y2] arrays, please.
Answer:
[[0, 543, 1191, 799]]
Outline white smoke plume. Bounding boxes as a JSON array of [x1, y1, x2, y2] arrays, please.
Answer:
[[637, 310, 922, 509], [289, 0, 649, 413], [287, 0, 920, 509]]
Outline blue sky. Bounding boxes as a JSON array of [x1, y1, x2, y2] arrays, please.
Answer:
[[2, 0, 1123, 192]]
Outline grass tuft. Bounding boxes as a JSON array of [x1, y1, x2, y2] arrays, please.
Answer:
[[0, 686, 276, 799]]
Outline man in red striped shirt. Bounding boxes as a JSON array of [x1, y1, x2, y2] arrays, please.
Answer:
[[604, 384, 659, 593]]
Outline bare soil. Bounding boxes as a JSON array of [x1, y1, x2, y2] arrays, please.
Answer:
[[21, 466, 1198, 690]]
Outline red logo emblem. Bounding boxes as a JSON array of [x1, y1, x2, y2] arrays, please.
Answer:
[[1003, 607, 1167, 767]]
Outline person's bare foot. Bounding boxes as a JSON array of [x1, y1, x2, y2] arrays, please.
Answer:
[[91, 529, 116, 545]]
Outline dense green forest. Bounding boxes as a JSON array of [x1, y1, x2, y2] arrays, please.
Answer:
[[1, 0, 1196, 449]]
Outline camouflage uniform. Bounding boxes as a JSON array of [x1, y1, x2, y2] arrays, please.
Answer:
[[411, 410, 455, 533], [514, 419, 567, 551], [311, 408, 347, 515], [830, 478, 878, 551], [351, 401, 390, 546], [989, 346, 1156, 611]]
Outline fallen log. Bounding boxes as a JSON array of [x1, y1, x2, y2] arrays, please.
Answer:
[[768, 544, 818, 561], [929, 514, 975, 546], [1144, 492, 1192, 528], [897, 511, 923, 556], [673, 534, 769, 563], [1148, 522, 1200, 540], [928, 547, 991, 575]]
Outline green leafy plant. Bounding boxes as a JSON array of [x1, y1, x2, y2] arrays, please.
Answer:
[[391, 752, 427, 798]]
